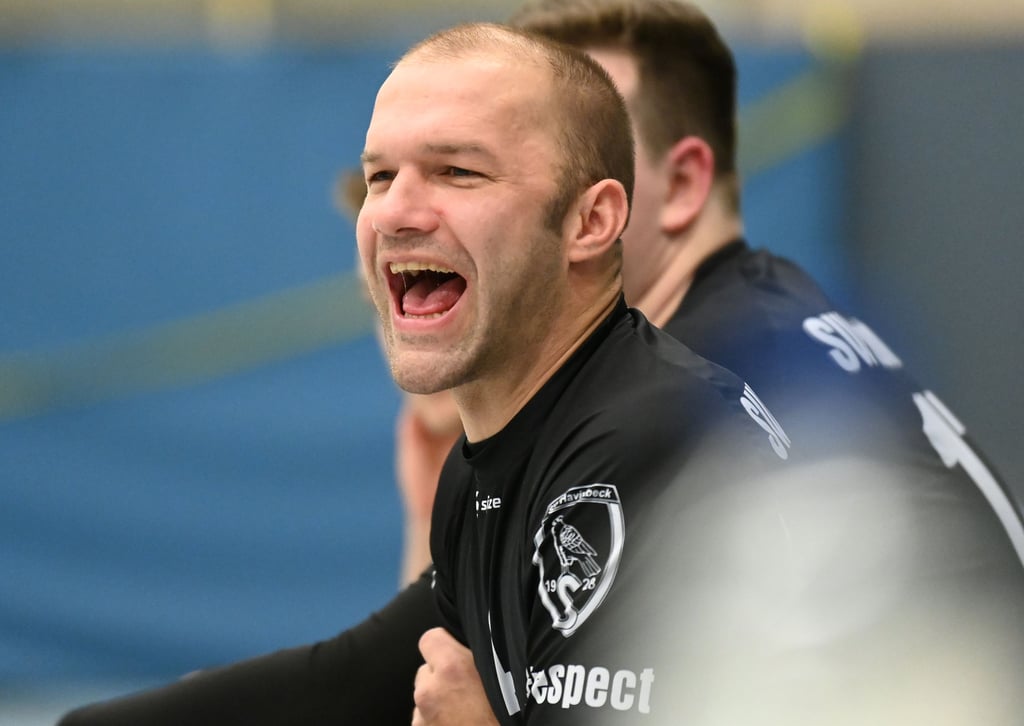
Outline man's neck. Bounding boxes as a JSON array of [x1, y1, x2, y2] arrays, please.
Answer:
[[633, 202, 743, 327], [455, 289, 620, 443]]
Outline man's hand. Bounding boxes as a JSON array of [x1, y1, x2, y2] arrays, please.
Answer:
[[413, 627, 499, 726]]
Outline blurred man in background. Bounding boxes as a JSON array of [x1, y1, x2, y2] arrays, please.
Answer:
[[515, 0, 1021, 521]]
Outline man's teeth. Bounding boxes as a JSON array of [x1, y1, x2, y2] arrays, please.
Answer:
[[389, 262, 454, 276]]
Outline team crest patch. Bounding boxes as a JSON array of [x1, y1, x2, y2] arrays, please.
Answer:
[[532, 484, 624, 637]]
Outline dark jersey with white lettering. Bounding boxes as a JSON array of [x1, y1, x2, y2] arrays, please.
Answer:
[[429, 298, 789, 725], [667, 239, 1023, 548], [638, 240, 1024, 724]]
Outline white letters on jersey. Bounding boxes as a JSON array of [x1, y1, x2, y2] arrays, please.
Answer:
[[527, 663, 655, 714], [740, 383, 791, 460], [803, 312, 903, 373], [488, 612, 521, 716], [913, 390, 1024, 565]]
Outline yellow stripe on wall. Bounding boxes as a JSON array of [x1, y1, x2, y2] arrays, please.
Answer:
[[0, 272, 375, 421], [739, 63, 850, 178]]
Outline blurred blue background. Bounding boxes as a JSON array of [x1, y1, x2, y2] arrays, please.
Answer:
[[1, 1, 1021, 721]]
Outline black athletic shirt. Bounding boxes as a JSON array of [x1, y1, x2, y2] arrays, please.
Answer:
[[429, 298, 789, 725]]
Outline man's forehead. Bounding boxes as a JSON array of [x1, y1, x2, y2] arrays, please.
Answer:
[[362, 50, 561, 170], [370, 57, 553, 130]]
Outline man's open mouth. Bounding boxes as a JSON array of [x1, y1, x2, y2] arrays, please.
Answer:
[[388, 262, 467, 319]]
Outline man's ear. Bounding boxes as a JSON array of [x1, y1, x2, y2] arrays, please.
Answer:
[[567, 179, 629, 263], [660, 136, 715, 233]]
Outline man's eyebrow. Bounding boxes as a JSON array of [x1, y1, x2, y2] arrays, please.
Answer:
[[423, 143, 494, 158], [360, 144, 495, 166]]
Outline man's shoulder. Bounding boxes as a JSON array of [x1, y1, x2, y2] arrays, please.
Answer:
[[595, 306, 750, 413], [673, 243, 831, 337], [664, 242, 912, 392], [552, 311, 790, 468]]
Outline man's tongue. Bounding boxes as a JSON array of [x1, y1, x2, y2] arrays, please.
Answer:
[[402, 274, 466, 317]]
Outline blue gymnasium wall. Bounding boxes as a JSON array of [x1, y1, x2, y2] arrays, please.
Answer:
[[0, 43, 848, 684]]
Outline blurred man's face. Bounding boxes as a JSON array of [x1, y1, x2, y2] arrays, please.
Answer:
[[586, 47, 670, 307]]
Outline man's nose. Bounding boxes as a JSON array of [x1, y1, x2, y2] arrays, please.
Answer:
[[368, 172, 440, 238]]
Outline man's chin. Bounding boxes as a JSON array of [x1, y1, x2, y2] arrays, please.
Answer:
[[391, 362, 463, 397]]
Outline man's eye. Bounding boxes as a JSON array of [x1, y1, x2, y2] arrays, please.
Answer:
[[367, 170, 394, 184], [445, 167, 478, 178]]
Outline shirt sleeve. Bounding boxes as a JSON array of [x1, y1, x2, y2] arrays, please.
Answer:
[[58, 569, 441, 726]]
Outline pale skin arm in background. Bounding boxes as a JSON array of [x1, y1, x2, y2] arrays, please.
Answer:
[[413, 627, 500, 726], [396, 392, 463, 586], [398, 396, 496, 725]]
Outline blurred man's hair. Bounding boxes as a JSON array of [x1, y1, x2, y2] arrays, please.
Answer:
[[511, 0, 739, 211], [333, 168, 366, 222]]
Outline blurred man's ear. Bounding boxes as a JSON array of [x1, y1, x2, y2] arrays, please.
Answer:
[[333, 168, 367, 221], [661, 136, 715, 233]]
